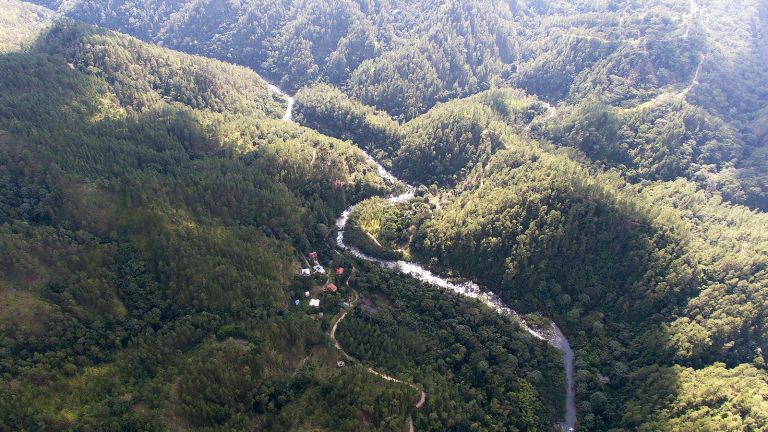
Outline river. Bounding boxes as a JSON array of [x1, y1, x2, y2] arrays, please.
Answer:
[[266, 82, 294, 121], [271, 84, 576, 432]]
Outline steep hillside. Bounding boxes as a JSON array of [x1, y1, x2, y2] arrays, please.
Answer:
[[294, 83, 404, 165], [0, 22, 419, 430], [35, 21, 287, 118], [296, 85, 545, 184], [409, 138, 768, 430], [28, 0, 758, 118], [538, 98, 768, 208], [39, 0, 768, 210], [0, 12, 571, 431]]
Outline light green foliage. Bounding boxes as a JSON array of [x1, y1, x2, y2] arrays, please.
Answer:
[[0, 0, 52, 53], [345, 197, 430, 260], [36, 21, 286, 118], [627, 363, 768, 432]]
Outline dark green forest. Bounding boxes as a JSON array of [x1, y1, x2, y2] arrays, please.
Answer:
[[411, 142, 768, 430], [338, 263, 565, 431], [2, 0, 768, 431]]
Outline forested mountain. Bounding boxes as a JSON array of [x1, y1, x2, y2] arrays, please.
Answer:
[[0, 2, 666, 107], [297, 79, 768, 209], [2, 0, 768, 431], [25, 0, 766, 120], [297, 74, 768, 429], [296, 85, 545, 185], [36, 21, 287, 118], [408, 131, 768, 430], [41, 0, 767, 191], [539, 99, 768, 208], [0, 17, 417, 430], [338, 263, 565, 431], [0, 9, 569, 431], [27, 0, 768, 206]]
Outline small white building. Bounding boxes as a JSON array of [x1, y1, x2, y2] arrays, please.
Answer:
[[309, 299, 320, 308], [313, 265, 326, 275], [300, 268, 311, 276], [304, 291, 310, 297]]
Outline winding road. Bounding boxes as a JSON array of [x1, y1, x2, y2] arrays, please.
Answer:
[[271, 84, 576, 432], [329, 271, 425, 432]]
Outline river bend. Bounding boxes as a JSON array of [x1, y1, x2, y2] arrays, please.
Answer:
[[271, 84, 576, 432]]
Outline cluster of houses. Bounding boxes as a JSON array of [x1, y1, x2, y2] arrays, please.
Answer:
[[300, 251, 326, 276], [299, 251, 346, 280], [294, 251, 348, 310], [294, 251, 351, 370]]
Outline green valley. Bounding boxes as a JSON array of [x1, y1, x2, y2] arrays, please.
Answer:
[[1, 0, 767, 431]]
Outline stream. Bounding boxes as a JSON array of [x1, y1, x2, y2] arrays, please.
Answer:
[[266, 83, 294, 121], [271, 84, 576, 432]]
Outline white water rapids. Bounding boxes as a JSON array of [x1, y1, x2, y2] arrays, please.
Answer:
[[270, 84, 576, 431]]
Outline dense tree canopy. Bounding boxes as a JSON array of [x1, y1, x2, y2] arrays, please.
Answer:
[[0, 23, 426, 430], [2, 0, 767, 430]]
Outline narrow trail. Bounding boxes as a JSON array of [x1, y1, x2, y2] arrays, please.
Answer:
[[631, 51, 704, 111], [538, 0, 701, 120], [367, 368, 426, 409], [366, 232, 385, 249], [328, 268, 426, 431], [679, 54, 703, 97], [328, 284, 357, 356], [636, 0, 702, 109]]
